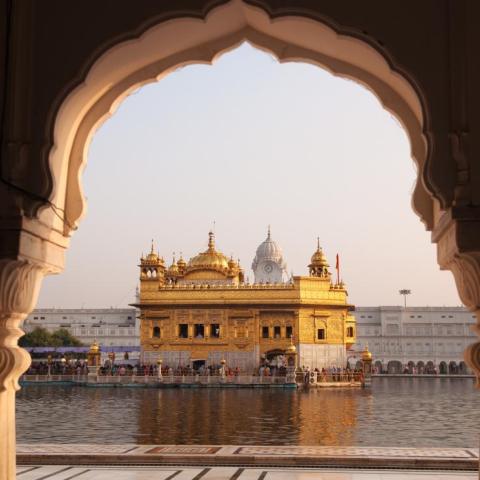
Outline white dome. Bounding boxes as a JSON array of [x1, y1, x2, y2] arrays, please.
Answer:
[[251, 228, 287, 271]]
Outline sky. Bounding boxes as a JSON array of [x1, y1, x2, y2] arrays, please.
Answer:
[[37, 43, 460, 309]]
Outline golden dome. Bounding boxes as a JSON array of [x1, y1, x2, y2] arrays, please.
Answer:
[[361, 345, 372, 361], [187, 232, 230, 271], [310, 238, 328, 266]]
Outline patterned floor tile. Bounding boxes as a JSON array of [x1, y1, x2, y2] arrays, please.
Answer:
[[15, 467, 478, 480], [69, 468, 178, 480], [17, 466, 74, 480], [146, 446, 222, 455], [234, 446, 476, 459], [17, 444, 135, 455], [202, 467, 242, 479], [236, 470, 266, 480], [265, 472, 358, 479]]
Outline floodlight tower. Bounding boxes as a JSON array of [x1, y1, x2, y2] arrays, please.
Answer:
[[399, 289, 411, 309]]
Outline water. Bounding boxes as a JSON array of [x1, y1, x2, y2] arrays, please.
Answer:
[[16, 378, 480, 447]]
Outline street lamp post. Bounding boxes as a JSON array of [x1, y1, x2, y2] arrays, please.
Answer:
[[399, 289, 411, 308], [220, 359, 226, 380], [47, 354, 52, 378], [60, 355, 67, 375]]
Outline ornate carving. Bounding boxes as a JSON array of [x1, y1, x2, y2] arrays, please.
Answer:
[[447, 254, 480, 384], [0, 260, 46, 392], [435, 215, 480, 384], [448, 253, 480, 312]]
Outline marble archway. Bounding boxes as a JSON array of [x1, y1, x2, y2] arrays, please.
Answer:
[[1, 1, 480, 479]]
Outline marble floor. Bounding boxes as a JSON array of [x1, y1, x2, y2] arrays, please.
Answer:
[[16, 465, 477, 480]]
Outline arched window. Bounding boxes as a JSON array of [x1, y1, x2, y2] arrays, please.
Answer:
[[152, 326, 160, 338]]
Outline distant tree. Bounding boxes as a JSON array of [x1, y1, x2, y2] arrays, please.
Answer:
[[19, 327, 53, 347], [19, 327, 83, 347], [51, 328, 83, 347]]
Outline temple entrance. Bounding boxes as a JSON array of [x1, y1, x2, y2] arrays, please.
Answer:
[[263, 350, 287, 374], [192, 360, 206, 371]]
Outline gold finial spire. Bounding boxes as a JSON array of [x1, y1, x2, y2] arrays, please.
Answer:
[[317, 237, 320, 251], [362, 344, 372, 361], [208, 231, 215, 251], [151, 239, 155, 254]]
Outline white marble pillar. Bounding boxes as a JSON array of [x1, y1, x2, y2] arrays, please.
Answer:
[[0, 260, 45, 480]]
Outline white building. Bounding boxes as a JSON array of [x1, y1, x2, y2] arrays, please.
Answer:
[[353, 306, 476, 374], [24, 308, 139, 348]]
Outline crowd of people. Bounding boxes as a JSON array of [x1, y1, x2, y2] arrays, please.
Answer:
[[26, 359, 364, 381], [26, 360, 88, 375]]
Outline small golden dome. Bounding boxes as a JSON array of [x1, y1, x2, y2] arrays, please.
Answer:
[[285, 343, 297, 354], [89, 340, 100, 354], [361, 345, 372, 361], [145, 239, 160, 262], [146, 251, 158, 261], [177, 254, 186, 268], [310, 238, 328, 266], [228, 256, 237, 269], [168, 256, 179, 275]]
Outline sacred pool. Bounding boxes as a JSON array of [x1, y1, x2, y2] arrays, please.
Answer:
[[16, 378, 479, 447]]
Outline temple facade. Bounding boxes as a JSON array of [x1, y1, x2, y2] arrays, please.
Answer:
[[136, 231, 356, 371]]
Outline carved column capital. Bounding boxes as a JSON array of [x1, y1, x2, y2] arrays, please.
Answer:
[[433, 208, 480, 384], [0, 259, 46, 392]]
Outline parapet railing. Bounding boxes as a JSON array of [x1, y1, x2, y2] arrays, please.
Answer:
[[92, 374, 295, 385], [297, 372, 363, 384], [21, 374, 89, 382], [158, 283, 296, 290], [20, 374, 296, 385]]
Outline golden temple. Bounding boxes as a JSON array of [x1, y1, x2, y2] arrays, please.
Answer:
[[135, 231, 356, 371]]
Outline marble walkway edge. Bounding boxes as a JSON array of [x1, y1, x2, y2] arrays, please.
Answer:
[[16, 445, 480, 471]]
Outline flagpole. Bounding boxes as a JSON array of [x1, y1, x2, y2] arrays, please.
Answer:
[[336, 254, 340, 285]]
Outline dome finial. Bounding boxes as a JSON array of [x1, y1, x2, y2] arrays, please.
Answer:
[[208, 231, 215, 251], [317, 237, 320, 251], [267, 225, 271, 240], [151, 239, 155, 254]]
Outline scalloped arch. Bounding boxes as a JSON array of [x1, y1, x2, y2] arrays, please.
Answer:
[[43, 0, 431, 236]]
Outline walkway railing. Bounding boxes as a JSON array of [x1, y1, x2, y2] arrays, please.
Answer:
[[20, 374, 296, 385], [297, 371, 363, 384], [21, 374, 88, 382]]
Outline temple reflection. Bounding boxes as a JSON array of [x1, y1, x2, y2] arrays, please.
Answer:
[[136, 389, 358, 445]]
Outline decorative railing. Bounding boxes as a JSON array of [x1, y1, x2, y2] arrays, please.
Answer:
[[296, 371, 363, 384], [20, 374, 296, 385], [20, 372, 366, 385], [21, 374, 89, 382], [158, 283, 296, 290]]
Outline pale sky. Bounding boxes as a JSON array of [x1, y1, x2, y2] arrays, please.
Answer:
[[37, 43, 460, 309]]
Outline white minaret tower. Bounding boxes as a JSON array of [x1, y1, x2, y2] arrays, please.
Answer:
[[251, 227, 288, 284]]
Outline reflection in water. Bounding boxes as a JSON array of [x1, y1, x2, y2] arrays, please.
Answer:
[[16, 378, 479, 446]]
